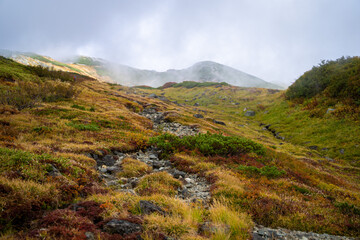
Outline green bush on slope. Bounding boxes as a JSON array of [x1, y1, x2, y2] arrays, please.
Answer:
[[286, 56, 360, 104], [149, 132, 265, 157]]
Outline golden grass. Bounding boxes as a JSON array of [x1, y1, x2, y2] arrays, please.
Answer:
[[135, 172, 182, 197], [117, 157, 152, 178], [209, 199, 254, 240]]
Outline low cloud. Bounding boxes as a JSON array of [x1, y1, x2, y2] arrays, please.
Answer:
[[1, 0, 359, 86]]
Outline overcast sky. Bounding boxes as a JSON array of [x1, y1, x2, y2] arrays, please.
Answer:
[[1, 0, 359, 86]]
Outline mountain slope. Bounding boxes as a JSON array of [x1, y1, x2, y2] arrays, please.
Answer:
[[0, 56, 359, 238], [0, 50, 282, 89]]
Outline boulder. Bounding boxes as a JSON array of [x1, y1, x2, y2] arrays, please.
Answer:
[[171, 169, 186, 179], [149, 93, 158, 98], [103, 219, 142, 235], [309, 146, 318, 150], [213, 120, 226, 126], [244, 110, 256, 116], [139, 200, 166, 215]]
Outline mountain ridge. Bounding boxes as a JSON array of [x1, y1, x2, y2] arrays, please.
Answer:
[[0, 50, 283, 89]]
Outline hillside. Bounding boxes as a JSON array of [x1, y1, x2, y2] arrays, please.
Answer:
[[0, 56, 359, 239], [0, 50, 282, 89]]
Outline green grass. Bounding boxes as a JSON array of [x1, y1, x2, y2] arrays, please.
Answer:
[[66, 121, 100, 131], [149, 132, 265, 157]]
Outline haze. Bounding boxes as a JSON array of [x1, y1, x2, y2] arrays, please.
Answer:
[[1, 0, 360, 87]]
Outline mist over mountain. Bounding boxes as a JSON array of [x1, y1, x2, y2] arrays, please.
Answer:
[[0, 50, 282, 89], [68, 56, 283, 89]]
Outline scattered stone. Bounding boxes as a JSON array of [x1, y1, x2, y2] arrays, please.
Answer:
[[309, 145, 318, 150], [198, 222, 230, 236], [244, 110, 256, 116], [194, 102, 200, 106], [326, 108, 335, 114], [47, 164, 61, 177], [149, 93, 158, 98], [171, 169, 186, 179], [103, 219, 142, 235], [85, 232, 95, 240], [194, 114, 204, 118], [340, 149, 345, 154], [252, 225, 354, 240], [139, 200, 166, 215], [184, 178, 194, 184], [213, 120, 226, 125]]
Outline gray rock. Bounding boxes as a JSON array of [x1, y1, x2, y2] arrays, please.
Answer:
[[103, 219, 141, 235], [100, 155, 115, 166], [139, 200, 166, 215], [340, 149, 345, 154], [194, 102, 200, 106], [171, 169, 186, 179], [244, 110, 256, 116], [326, 108, 335, 114], [213, 119, 226, 125], [85, 232, 95, 240], [47, 164, 61, 177], [149, 93, 158, 98], [193, 114, 204, 118], [309, 145, 318, 150]]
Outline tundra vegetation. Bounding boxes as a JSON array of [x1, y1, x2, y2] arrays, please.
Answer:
[[0, 56, 359, 239]]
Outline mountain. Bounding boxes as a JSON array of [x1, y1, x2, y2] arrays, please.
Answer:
[[0, 50, 282, 89], [72, 57, 282, 89], [0, 55, 359, 238]]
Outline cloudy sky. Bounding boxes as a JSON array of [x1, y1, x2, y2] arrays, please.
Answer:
[[0, 0, 359, 86]]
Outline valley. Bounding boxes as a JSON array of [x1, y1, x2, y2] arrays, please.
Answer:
[[0, 55, 359, 239]]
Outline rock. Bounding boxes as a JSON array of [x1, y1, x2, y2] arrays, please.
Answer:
[[193, 114, 204, 118], [139, 200, 166, 215], [47, 164, 61, 177], [244, 110, 256, 116], [85, 232, 95, 240], [238, 124, 245, 127], [326, 108, 335, 114], [171, 169, 186, 179], [184, 178, 194, 184], [309, 145, 318, 150], [149, 154, 158, 160], [194, 102, 200, 106], [102, 155, 115, 166], [149, 93, 158, 98], [340, 149, 345, 154], [198, 222, 230, 236], [128, 177, 139, 188], [152, 161, 163, 169], [213, 120, 226, 125], [103, 219, 142, 235]]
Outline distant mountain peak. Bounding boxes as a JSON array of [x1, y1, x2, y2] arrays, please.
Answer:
[[0, 50, 283, 89]]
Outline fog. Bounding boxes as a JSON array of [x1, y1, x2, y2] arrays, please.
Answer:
[[1, 0, 359, 87]]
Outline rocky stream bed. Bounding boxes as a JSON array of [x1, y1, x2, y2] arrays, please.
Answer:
[[86, 107, 355, 240]]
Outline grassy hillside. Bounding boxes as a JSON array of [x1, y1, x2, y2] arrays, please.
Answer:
[[0, 57, 359, 239]]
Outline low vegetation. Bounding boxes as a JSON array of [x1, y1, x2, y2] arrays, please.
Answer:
[[149, 132, 265, 158], [0, 55, 359, 239]]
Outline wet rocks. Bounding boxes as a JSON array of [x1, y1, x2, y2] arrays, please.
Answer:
[[252, 225, 354, 240], [103, 219, 142, 235], [140, 107, 198, 136]]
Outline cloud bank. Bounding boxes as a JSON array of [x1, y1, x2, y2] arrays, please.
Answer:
[[1, 0, 360, 86]]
